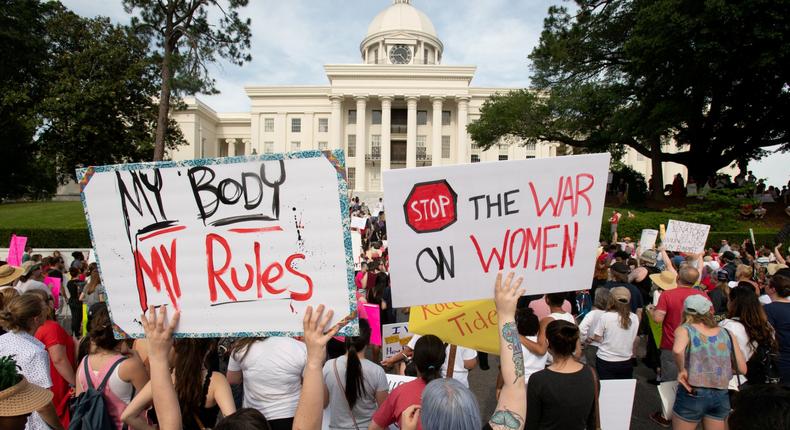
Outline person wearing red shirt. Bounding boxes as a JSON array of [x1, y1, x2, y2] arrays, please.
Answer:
[[30, 290, 76, 429], [609, 210, 622, 243]]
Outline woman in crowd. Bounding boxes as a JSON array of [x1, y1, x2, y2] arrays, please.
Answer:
[[75, 304, 149, 430], [578, 288, 611, 367], [736, 265, 760, 296], [764, 271, 790, 385], [80, 265, 105, 308], [0, 354, 58, 430], [515, 307, 546, 384], [672, 295, 747, 430], [227, 334, 307, 430], [708, 270, 730, 317], [323, 319, 388, 429], [122, 338, 236, 430], [369, 334, 445, 430], [0, 293, 63, 430], [526, 320, 598, 430], [719, 286, 778, 387], [65, 266, 84, 337], [591, 287, 639, 379], [28, 290, 75, 429], [0, 287, 20, 336]]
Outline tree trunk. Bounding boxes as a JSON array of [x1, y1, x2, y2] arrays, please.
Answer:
[[153, 38, 174, 161], [650, 138, 664, 201]]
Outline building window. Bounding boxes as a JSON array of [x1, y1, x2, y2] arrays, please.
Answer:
[[471, 154, 480, 163], [371, 135, 381, 158], [348, 110, 356, 124], [318, 118, 328, 133], [498, 144, 508, 161], [347, 167, 356, 189], [264, 141, 274, 154], [417, 110, 428, 125], [372, 110, 382, 125], [525, 142, 536, 151], [499, 154, 509, 161], [441, 136, 451, 158], [416, 135, 427, 160], [219, 141, 228, 157], [423, 48, 429, 64], [347, 135, 356, 157], [291, 118, 301, 133], [374, 48, 379, 64], [291, 141, 301, 152], [525, 155, 535, 159], [318, 141, 328, 151], [264, 118, 274, 132], [442, 110, 451, 126]]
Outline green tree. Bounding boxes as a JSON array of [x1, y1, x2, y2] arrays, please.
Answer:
[[123, 0, 252, 161], [469, 0, 790, 199], [37, 5, 185, 185]]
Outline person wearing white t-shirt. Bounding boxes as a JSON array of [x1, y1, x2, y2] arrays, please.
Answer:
[[592, 287, 639, 379], [227, 337, 307, 430], [578, 288, 612, 367], [521, 292, 577, 362], [406, 335, 477, 388]]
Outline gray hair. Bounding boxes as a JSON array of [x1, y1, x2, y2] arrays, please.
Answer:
[[593, 287, 611, 310], [421, 378, 480, 430]]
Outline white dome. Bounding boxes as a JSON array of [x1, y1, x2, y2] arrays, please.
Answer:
[[366, 1, 438, 39]]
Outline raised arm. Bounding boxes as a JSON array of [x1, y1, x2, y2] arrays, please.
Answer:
[[142, 305, 181, 430], [776, 243, 786, 265], [658, 245, 677, 275], [293, 305, 339, 430], [489, 272, 527, 430]]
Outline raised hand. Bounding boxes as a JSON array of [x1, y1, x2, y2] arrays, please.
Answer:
[[494, 271, 525, 318], [302, 305, 338, 364], [141, 305, 180, 361]]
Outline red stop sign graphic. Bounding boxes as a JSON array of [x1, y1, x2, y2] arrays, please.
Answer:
[[403, 179, 458, 233]]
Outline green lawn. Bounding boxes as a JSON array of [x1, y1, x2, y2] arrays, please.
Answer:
[[0, 201, 87, 229]]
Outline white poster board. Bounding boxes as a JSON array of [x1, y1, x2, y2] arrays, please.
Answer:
[[78, 150, 357, 337], [383, 153, 610, 307], [600, 379, 637, 430], [386, 374, 417, 392], [382, 323, 413, 360], [351, 216, 368, 230], [663, 220, 711, 254], [639, 229, 658, 250]]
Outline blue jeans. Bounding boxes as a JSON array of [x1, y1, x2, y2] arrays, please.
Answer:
[[673, 386, 730, 422]]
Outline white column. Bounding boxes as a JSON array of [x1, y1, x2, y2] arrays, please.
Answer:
[[456, 97, 470, 164], [355, 96, 367, 192], [227, 139, 236, 156], [406, 96, 418, 168], [381, 96, 392, 173], [379, 40, 384, 63], [243, 138, 251, 155], [250, 114, 260, 154], [431, 97, 443, 166], [330, 96, 342, 150], [275, 113, 287, 152], [303, 112, 314, 150]]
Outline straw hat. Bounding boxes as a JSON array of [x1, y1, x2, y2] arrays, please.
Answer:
[[650, 270, 677, 291], [0, 377, 53, 417], [0, 265, 24, 286], [768, 263, 789, 276]]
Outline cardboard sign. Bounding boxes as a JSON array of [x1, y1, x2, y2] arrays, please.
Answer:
[[351, 216, 368, 230], [77, 150, 357, 338], [43, 276, 61, 308], [351, 230, 363, 270], [408, 299, 499, 355], [663, 220, 710, 254], [382, 323, 413, 360], [386, 374, 417, 392], [7, 234, 27, 266], [383, 153, 610, 307], [639, 229, 658, 250], [600, 379, 637, 430], [362, 303, 382, 346]]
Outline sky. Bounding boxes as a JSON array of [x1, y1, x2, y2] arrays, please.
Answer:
[[61, 0, 789, 187]]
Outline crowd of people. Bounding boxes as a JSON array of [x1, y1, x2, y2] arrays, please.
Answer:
[[2, 200, 790, 430]]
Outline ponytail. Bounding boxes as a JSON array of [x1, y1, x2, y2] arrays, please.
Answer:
[[413, 335, 446, 383], [344, 319, 371, 408]]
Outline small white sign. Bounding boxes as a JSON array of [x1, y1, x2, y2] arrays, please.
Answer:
[[600, 379, 637, 430], [663, 220, 710, 254], [382, 323, 412, 360], [639, 229, 659, 250], [351, 216, 368, 230]]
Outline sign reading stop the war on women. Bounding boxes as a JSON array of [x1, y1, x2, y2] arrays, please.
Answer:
[[383, 153, 610, 307], [78, 150, 357, 338]]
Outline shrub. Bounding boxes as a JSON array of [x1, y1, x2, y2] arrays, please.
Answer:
[[0, 228, 91, 248]]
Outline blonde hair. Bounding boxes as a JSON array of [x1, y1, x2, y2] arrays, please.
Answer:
[[736, 264, 753, 281], [607, 295, 633, 330], [0, 294, 44, 332], [684, 311, 718, 329], [0, 288, 19, 310]]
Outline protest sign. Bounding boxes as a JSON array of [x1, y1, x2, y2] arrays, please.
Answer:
[[362, 303, 382, 346], [351, 216, 367, 230], [382, 323, 413, 360], [351, 230, 363, 270], [600, 379, 637, 430], [408, 299, 499, 354], [386, 374, 416, 392], [77, 150, 357, 338], [7, 234, 27, 266], [383, 153, 610, 307], [639, 229, 658, 250], [43, 276, 61, 308], [663, 220, 710, 254]]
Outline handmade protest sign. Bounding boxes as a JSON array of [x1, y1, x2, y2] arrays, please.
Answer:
[[43, 276, 61, 308], [386, 374, 416, 392], [408, 299, 499, 354], [382, 323, 412, 360], [663, 220, 710, 254], [362, 303, 382, 346], [600, 379, 637, 430], [7, 234, 27, 266], [639, 229, 658, 250], [351, 216, 367, 230], [77, 150, 356, 338], [383, 153, 610, 307]]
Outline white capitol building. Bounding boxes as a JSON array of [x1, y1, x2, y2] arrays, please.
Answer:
[[170, 0, 685, 197]]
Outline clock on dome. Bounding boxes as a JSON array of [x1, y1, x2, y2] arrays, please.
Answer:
[[389, 44, 412, 64]]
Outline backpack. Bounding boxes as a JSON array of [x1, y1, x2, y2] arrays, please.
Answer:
[[69, 356, 127, 430], [746, 342, 781, 385]]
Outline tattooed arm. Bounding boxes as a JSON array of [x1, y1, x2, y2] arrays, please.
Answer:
[[489, 272, 527, 430]]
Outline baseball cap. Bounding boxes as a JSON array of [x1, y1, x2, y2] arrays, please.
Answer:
[[610, 286, 631, 304], [684, 295, 713, 315], [716, 270, 730, 281]]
